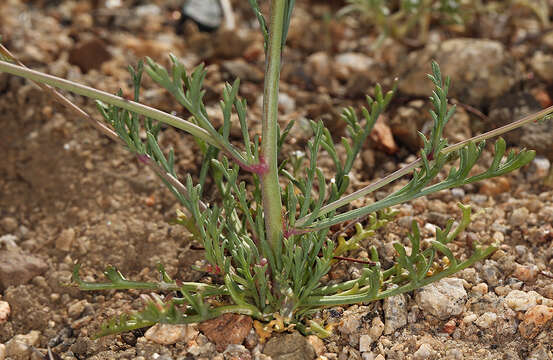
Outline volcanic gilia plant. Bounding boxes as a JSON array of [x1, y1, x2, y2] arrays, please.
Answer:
[[1, 1, 552, 338]]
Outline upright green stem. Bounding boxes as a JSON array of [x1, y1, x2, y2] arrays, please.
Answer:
[[261, 0, 286, 252]]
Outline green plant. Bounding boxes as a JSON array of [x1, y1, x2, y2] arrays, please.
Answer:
[[339, 0, 550, 47], [339, 0, 468, 47], [0, 1, 551, 338]]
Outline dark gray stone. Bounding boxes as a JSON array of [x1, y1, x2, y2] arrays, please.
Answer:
[[183, 0, 222, 31]]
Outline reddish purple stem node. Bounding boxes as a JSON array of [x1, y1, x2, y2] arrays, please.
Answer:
[[283, 225, 311, 239], [137, 154, 150, 164], [240, 155, 269, 175], [206, 264, 222, 275]]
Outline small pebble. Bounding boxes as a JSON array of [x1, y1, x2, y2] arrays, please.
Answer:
[[0, 344, 5, 360], [494, 285, 511, 296], [481, 260, 501, 286], [369, 317, 384, 340], [263, 331, 315, 360], [527, 157, 551, 182], [469, 194, 488, 204], [472, 283, 488, 295], [144, 324, 197, 345], [505, 290, 540, 311], [199, 313, 252, 352], [510, 207, 529, 226], [362, 352, 377, 360], [56, 228, 75, 252], [5, 330, 40, 358], [443, 319, 456, 334], [492, 232, 504, 243], [307, 335, 326, 356], [359, 334, 371, 352], [463, 313, 477, 324], [383, 293, 407, 334], [67, 299, 88, 319], [519, 305, 553, 339], [451, 188, 465, 198], [71, 315, 93, 329], [278, 92, 296, 114], [474, 312, 497, 329], [414, 343, 434, 360], [514, 245, 527, 257], [512, 264, 539, 282], [32, 275, 48, 289], [479, 177, 510, 196], [0, 251, 48, 289], [0, 234, 18, 250], [334, 52, 375, 74], [223, 344, 251, 360], [0, 300, 10, 323], [0, 217, 18, 233], [244, 329, 258, 349], [447, 348, 463, 360]]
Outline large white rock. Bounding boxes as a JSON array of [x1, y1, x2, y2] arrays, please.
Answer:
[[415, 278, 467, 320]]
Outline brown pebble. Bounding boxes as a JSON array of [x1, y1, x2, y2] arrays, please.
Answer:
[[0, 300, 10, 324], [56, 228, 76, 252], [69, 38, 112, 73], [199, 313, 252, 352], [369, 116, 399, 155], [479, 177, 510, 196], [71, 315, 93, 330], [512, 264, 539, 282], [519, 305, 553, 339], [443, 319, 456, 334], [0, 217, 18, 233], [145, 195, 156, 207]]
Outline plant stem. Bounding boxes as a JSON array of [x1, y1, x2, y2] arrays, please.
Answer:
[[295, 104, 553, 227], [304, 245, 497, 307], [261, 0, 286, 252], [0, 60, 217, 147]]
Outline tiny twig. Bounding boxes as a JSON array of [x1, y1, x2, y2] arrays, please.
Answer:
[[540, 270, 553, 279], [332, 256, 376, 266], [452, 99, 489, 123]]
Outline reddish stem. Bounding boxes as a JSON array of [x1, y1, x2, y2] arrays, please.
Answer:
[[332, 256, 377, 266], [239, 155, 269, 175]]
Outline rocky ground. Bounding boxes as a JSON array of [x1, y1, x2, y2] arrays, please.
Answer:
[[0, 0, 553, 359]]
